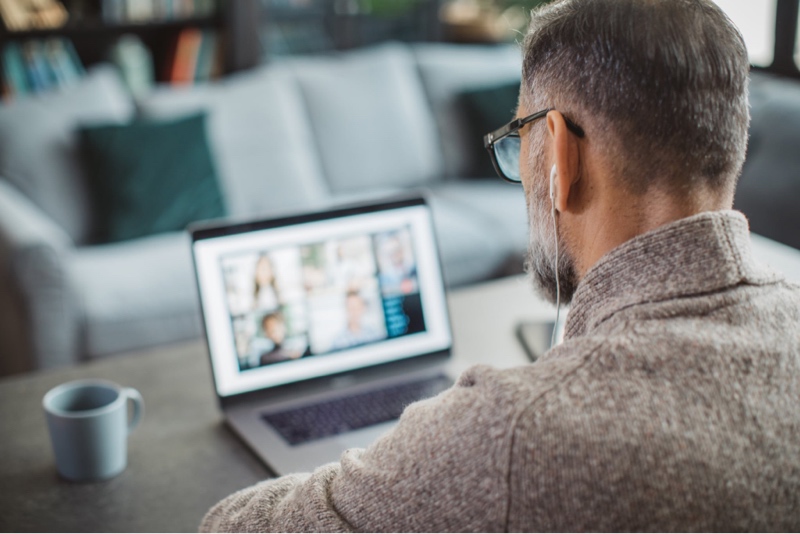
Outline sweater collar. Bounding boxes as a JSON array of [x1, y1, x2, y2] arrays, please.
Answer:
[[564, 210, 775, 339]]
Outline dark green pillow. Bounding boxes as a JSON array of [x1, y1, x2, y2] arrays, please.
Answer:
[[459, 81, 521, 178], [80, 113, 226, 243]]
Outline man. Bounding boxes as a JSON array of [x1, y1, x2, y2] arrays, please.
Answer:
[[201, 0, 800, 530], [257, 312, 305, 366], [376, 231, 419, 295], [331, 290, 385, 350]]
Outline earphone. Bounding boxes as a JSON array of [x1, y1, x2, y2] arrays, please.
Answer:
[[550, 164, 561, 348]]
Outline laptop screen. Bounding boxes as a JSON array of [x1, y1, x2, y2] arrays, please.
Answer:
[[191, 197, 452, 398]]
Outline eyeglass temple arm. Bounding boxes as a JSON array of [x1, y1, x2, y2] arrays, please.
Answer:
[[483, 113, 585, 149], [563, 117, 585, 138]]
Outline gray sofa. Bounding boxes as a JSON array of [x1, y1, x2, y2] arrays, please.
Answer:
[[734, 71, 800, 251], [0, 43, 529, 375], [2, 41, 798, 377]]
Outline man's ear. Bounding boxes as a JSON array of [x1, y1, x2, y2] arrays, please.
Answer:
[[546, 110, 581, 213]]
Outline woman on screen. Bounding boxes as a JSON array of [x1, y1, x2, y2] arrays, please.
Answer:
[[253, 254, 280, 311]]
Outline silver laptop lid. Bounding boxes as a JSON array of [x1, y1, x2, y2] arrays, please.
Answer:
[[190, 196, 452, 399]]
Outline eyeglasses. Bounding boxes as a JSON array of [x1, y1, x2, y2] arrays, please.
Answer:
[[483, 109, 585, 183]]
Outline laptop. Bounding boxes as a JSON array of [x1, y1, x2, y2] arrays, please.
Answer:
[[190, 195, 455, 475]]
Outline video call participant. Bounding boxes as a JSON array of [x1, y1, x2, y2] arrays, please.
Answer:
[[202, 0, 800, 530], [376, 232, 418, 295], [330, 290, 385, 350], [257, 312, 306, 366], [253, 254, 280, 312]]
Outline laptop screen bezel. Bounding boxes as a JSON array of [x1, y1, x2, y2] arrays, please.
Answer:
[[189, 195, 453, 404]]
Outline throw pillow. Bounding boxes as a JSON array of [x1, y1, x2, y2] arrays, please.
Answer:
[[458, 81, 521, 178], [0, 65, 134, 243], [137, 66, 329, 218], [80, 113, 226, 243], [289, 44, 444, 193]]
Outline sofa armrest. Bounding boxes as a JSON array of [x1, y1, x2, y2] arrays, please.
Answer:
[[0, 180, 79, 375]]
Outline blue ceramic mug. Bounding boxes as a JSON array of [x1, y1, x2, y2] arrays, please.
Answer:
[[43, 379, 144, 482]]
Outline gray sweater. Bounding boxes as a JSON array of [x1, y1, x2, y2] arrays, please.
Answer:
[[201, 210, 800, 532]]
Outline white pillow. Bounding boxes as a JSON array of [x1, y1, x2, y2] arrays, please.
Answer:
[[288, 43, 445, 193], [0, 65, 134, 243]]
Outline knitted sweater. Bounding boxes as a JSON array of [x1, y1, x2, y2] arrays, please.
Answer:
[[200, 210, 800, 532]]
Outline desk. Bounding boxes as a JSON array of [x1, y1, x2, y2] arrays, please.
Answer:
[[1, 234, 798, 532], [0, 273, 555, 532]]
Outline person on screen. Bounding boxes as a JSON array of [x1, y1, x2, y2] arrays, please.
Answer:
[[253, 254, 280, 311], [330, 290, 385, 350], [223, 266, 252, 317], [201, 1, 800, 530], [376, 232, 418, 295], [257, 312, 304, 366]]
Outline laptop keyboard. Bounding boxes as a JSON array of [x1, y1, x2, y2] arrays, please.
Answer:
[[262, 374, 453, 446]]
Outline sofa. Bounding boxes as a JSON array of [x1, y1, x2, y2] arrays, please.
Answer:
[[0, 43, 531, 376], [1, 41, 798, 377], [733, 71, 800, 251]]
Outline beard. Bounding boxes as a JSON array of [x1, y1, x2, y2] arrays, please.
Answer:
[[524, 147, 579, 306]]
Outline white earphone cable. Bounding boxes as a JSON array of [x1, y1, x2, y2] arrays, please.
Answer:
[[551, 197, 561, 348]]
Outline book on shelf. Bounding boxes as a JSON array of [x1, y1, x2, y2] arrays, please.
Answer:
[[125, 0, 154, 21], [1, 42, 30, 96], [101, 0, 217, 23], [100, 0, 125, 23], [43, 38, 70, 85], [61, 38, 85, 76], [167, 26, 201, 84], [0, 37, 85, 99], [194, 28, 216, 81], [21, 40, 55, 92], [0, 0, 68, 31], [263, 19, 332, 57], [264, 0, 324, 11], [109, 33, 154, 97], [165, 26, 218, 85]]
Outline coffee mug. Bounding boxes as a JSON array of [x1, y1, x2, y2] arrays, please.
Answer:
[[43, 379, 144, 482]]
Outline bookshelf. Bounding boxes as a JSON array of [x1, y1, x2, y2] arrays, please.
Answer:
[[0, 0, 227, 97], [0, 0, 445, 98], [210, 0, 443, 75], [252, 0, 442, 64]]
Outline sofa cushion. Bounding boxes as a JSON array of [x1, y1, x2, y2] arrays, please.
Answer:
[[0, 65, 135, 244], [0, 180, 78, 373], [423, 192, 512, 287], [459, 81, 521, 177], [288, 43, 444, 193], [413, 44, 522, 179], [68, 232, 201, 358], [80, 113, 226, 243], [735, 72, 800, 250], [427, 180, 529, 283], [429, 180, 529, 255], [137, 66, 329, 219]]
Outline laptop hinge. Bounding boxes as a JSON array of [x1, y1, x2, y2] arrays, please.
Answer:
[[219, 349, 450, 410]]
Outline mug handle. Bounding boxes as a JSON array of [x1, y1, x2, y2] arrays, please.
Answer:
[[123, 388, 144, 434]]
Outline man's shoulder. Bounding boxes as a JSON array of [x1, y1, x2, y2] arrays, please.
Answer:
[[450, 337, 609, 413], [440, 281, 800, 429], [503, 313, 800, 531], [501, 295, 800, 458]]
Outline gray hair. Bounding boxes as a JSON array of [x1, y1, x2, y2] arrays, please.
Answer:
[[521, 0, 751, 194]]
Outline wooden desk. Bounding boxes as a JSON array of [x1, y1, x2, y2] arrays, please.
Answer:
[[1, 234, 798, 532]]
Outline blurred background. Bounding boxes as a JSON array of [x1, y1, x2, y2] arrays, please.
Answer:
[[0, 0, 557, 91], [0, 0, 798, 377], [1, 0, 796, 87]]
